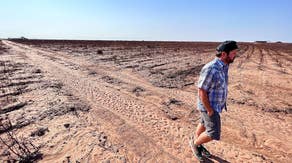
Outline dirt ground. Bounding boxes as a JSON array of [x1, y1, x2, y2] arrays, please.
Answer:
[[0, 39, 291, 162]]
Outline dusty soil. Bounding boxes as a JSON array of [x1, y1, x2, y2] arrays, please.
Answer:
[[0, 39, 291, 162]]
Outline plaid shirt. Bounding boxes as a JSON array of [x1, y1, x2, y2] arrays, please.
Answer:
[[197, 58, 229, 113]]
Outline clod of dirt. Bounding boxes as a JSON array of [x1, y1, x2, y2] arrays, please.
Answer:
[[63, 123, 70, 128], [132, 86, 145, 96], [88, 70, 97, 75], [0, 102, 27, 115], [32, 69, 42, 73], [97, 50, 103, 54], [1, 149, 10, 157], [163, 98, 183, 106], [30, 127, 49, 137], [101, 76, 123, 85]]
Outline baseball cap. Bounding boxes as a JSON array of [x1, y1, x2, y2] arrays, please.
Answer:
[[216, 40, 239, 53]]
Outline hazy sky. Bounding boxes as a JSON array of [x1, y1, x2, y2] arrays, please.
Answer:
[[1, 0, 291, 42]]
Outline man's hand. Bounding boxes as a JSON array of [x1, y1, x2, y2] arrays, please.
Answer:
[[207, 109, 214, 117], [198, 88, 214, 117]]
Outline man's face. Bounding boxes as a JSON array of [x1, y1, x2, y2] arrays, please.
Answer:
[[223, 49, 238, 64]]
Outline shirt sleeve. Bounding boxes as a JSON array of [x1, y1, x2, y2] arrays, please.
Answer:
[[197, 67, 214, 91]]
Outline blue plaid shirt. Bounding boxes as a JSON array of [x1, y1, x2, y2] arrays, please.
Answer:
[[197, 58, 229, 113]]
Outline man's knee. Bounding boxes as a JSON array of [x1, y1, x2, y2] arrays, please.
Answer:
[[196, 123, 206, 137]]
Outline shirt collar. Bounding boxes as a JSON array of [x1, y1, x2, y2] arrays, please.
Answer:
[[215, 58, 228, 70]]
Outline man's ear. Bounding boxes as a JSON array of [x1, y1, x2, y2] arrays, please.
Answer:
[[222, 51, 227, 57]]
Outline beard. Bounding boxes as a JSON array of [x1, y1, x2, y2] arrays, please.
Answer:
[[227, 56, 235, 64]]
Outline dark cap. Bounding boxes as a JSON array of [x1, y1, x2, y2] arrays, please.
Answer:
[[216, 40, 238, 53]]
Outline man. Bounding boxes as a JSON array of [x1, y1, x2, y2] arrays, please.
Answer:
[[190, 41, 239, 161]]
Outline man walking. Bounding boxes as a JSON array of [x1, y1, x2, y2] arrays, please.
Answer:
[[190, 41, 239, 161]]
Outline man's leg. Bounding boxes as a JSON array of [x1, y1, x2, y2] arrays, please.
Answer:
[[190, 129, 212, 161], [196, 123, 205, 138], [195, 132, 212, 158], [190, 123, 210, 161], [195, 132, 213, 146], [194, 122, 211, 146], [190, 112, 214, 161]]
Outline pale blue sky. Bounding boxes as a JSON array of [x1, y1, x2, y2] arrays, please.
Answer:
[[1, 0, 291, 42]]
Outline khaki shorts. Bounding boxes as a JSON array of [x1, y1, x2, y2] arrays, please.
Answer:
[[200, 111, 221, 140]]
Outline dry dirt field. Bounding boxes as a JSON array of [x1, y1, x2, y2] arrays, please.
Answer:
[[0, 39, 291, 162]]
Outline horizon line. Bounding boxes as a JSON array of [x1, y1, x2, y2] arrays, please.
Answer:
[[1, 37, 290, 44]]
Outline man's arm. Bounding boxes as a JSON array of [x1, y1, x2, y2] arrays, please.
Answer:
[[198, 88, 214, 116]]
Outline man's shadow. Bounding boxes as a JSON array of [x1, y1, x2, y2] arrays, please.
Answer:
[[201, 155, 230, 163]]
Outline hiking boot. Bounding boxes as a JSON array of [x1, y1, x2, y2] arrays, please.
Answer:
[[199, 144, 212, 158], [189, 135, 203, 161]]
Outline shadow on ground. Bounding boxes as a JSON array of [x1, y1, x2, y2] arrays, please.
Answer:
[[202, 155, 230, 163]]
